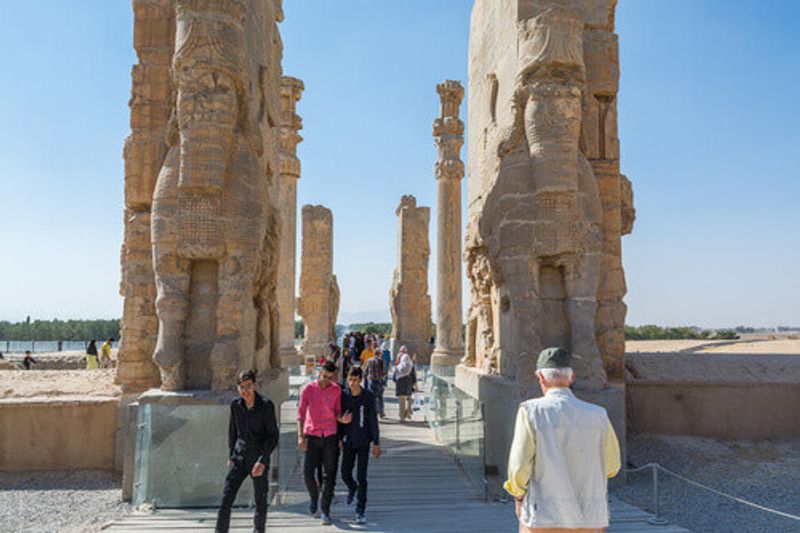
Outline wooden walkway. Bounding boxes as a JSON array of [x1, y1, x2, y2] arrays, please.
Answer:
[[104, 388, 689, 532]]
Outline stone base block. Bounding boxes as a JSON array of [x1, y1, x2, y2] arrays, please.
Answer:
[[128, 368, 289, 507], [455, 365, 626, 498], [279, 347, 302, 369], [430, 350, 464, 369], [0, 396, 118, 471]]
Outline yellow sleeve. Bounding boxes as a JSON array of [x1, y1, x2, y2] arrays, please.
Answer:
[[604, 419, 621, 478], [503, 405, 536, 499]]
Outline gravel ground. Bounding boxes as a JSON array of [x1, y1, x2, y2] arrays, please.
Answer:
[[611, 434, 800, 533], [0, 471, 129, 532]]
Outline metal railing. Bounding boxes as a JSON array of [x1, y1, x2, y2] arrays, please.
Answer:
[[624, 462, 800, 525]]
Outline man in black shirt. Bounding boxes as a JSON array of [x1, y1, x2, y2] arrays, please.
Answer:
[[339, 366, 381, 524], [23, 350, 37, 370], [215, 370, 279, 533]]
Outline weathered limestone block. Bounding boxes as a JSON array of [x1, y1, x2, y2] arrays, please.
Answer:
[[464, 0, 634, 390], [298, 205, 339, 358], [431, 81, 466, 367], [118, 0, 176, 393], [390, 195, 433, 363], [120, 0, 285, 392], [277, 76, 304, 366]]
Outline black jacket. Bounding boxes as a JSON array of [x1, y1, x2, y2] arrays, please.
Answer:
[[228, 393, 279, 466], [339, 387, 380, 449]]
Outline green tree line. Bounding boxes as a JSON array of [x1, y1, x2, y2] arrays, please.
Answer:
[[625, 325, 738, 341], [0, 318, 120, 341]]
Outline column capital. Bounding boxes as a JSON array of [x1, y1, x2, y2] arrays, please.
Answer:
[[433, 80, 465, 181]]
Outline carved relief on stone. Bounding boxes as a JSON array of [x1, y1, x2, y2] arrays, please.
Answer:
[[432, 80, 466, 365], [465, 1, 635, 390], [138, 0, 283, 391], [298, 205, 338, 358], [118, 0, 176, 394], [276, 76, 304, 364], [390, 195, 434, 363]]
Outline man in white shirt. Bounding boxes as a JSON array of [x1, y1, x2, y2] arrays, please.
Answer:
[[505, 347, 620, 532]]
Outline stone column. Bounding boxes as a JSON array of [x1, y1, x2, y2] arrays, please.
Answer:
[[118, 0, 175, 394], [298, 205, 339, 358], [277, 77, 304, 367], [390, 195, 433, 363], [431, 80, 465, 368]]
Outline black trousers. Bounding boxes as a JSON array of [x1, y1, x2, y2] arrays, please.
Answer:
[[303, 435, 339, 514], [216, 460, 269, 533], [341, 445, 370, 514]]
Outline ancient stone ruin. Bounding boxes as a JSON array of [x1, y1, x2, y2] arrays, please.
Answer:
[[390, 195, 433, 363], [463, 0, 634, 391], [298, 205, 340, 358], [431, 80, 466, 367], [119, 0, 285, 392], [277, 76, 304, 366], [118, 0, 174, 394]]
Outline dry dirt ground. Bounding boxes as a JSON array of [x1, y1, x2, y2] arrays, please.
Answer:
[[626, 336, 800, 354], [0, 370, 124, 531], [0, 368, 120, 399]]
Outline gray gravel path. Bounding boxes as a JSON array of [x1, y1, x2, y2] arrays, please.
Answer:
[[0, 471, 129, 532], [611, 435, 800, 533]]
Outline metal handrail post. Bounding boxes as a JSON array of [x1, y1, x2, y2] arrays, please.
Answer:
[[648, 465, 669, 525]]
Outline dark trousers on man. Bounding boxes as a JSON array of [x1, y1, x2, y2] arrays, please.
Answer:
[[216, 460, 269, 533], [341, 445, 370, 515], [367, 380, 385, 416], [303, 435, 339, 514]]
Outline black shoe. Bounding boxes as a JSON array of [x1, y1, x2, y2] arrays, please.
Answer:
[[308, 499, 319, 517], [346, 488, 356, 506]]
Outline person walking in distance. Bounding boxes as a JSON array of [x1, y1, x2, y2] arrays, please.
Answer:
[[339, 367, 381, 524], [365, 351, 387, 418], [22, 350, 37, 370], [359, 339, 375, 367], [505, 347, 621, 532], [298, 361, 352, 525], [215, 370, 279, 533], [86, 339, 99, 370], [100, 337, 113, 368], [393, 346, 416, 422]]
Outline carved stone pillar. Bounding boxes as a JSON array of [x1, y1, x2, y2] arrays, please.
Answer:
[[277, 76, 304, 367], [118, 0, 175, 393], [390, 195, 433, 363], [298, 205, 339, 359], [431, 80, 466, 368]]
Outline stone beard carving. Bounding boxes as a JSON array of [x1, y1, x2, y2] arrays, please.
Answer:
[[465, 5, 625, 390], [150, 0, 280, 391], [390, 195, 434, 363]]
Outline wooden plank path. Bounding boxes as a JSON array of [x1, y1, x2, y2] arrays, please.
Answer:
[[104, 387, 689, 532]]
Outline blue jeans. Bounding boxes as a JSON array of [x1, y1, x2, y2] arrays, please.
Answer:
[[367, 380, 385, 415]]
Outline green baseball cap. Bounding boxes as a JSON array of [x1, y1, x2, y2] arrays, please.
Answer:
[[536, 347, 572, 369]]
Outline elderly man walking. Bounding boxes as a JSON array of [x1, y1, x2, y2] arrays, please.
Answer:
[[505, 347, 621, 533]]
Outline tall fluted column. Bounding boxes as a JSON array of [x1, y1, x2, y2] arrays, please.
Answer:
[[431, 80, 465, 367], [277, 77, 304, 367]]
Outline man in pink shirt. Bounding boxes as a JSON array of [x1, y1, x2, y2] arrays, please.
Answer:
[[298, 361, 352, 525]]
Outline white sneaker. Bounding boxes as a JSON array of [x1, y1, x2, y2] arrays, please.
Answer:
[[355, 514, 367, 524]]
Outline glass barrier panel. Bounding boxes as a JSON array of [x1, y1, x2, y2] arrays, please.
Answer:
[[423, 369, 487, 500]]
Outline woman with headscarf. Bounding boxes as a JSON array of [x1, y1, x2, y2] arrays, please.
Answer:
[[393, 346, 416, 422], [86, 339, 99, 370]]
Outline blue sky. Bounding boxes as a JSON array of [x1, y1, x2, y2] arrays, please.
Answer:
[[0, 1, 797, 328]]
